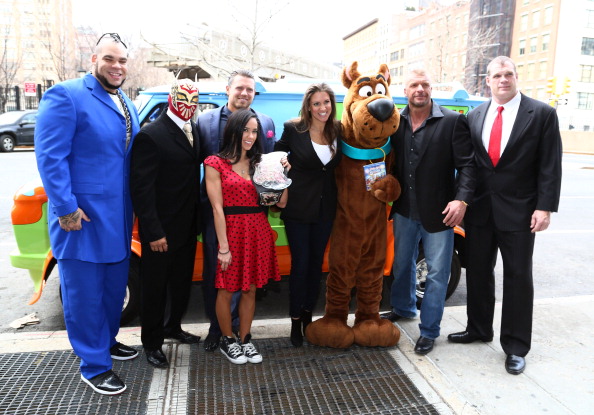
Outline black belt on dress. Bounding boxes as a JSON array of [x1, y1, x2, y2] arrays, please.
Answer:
[[223, 206, 266, 215]]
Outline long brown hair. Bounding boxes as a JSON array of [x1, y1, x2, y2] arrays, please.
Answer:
[[294, 83, 341, 156]]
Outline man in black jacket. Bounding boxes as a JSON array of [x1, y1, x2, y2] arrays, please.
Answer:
[[130, 78, 202, 368], [381, 68, 475, 355], [448, 56, 562, 375]]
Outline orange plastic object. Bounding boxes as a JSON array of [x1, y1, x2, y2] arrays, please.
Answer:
[[12, 184, 48, 225]]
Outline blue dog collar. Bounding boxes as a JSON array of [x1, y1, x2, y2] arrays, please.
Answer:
[[341, 139, 392, 160]]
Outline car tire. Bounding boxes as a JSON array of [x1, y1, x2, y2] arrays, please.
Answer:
[[58, 255, 140, 325], [120, 255, 140, 325], [415, 248, 461, 309], [1, 134, 15, 152]]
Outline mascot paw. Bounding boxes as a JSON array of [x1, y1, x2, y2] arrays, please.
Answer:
[[371, 174, 401, 203], [353, 318, 401, 347], [305, 316, 355, 348]]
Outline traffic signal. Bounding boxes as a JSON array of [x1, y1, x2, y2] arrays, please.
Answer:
[[562, 77, 571, 95], [546, 77, 557, 95]]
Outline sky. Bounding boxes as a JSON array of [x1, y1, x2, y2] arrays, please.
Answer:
[[71, 0, 398, 64]]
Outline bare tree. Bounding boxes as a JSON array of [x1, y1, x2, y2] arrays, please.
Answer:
[[40, 30, 78, 82], [0, 27, 21, 113], [228, 0, 290, 72], [464, 23, 499, 95], [124, 44, 171, 95]]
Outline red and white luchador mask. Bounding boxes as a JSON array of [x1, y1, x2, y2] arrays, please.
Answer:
[[168, 78, 199, 121]]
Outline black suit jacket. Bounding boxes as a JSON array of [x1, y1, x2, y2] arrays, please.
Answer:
[[274, 121, 342, 223], [390, 104, 476, 232], [130, 112, 202, 250], [466, 94, 562, 231]]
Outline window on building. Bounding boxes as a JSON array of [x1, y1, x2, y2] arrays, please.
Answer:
[[577, 92, 594, 109], [587, 9, 594, 28], [580, 65, 594, 82], [544, 6, 554, 25], [527, 63, 535, 79], [582, 37, 594, 55], [519, 39, 526, 55], [539, 61, 547, 79], [517, 64, 524, 79], [530, 37, 538, 53], [521, 14, 528, 31], [524, 88, 533, 97], [542, 33, 550, 51], [532, 10, 541, 28], [536, 88, 545, 101]]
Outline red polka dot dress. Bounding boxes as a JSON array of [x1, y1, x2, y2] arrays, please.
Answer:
[[205, 155, 280, 292]]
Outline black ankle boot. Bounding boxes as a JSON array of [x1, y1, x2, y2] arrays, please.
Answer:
[[290, 318, 303, 347], [301, 310, 312, 334]]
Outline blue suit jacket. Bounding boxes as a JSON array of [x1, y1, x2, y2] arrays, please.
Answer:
[[35, 74, 140, 263]]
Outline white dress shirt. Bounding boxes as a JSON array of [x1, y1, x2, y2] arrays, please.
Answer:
[[481, 92, 522, 157]]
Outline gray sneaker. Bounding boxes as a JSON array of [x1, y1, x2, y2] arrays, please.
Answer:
[[219, 336, 247, 365], [238, 334, 262, 364]]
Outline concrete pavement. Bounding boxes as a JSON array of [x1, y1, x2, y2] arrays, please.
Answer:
[[1, 295, 592, 414]]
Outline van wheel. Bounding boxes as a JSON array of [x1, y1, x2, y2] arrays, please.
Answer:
[[415, 250, 461, 309], [120, 255, 140, 325], [58, 255, 140, 325]]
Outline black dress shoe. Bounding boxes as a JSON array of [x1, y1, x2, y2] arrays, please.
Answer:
[[203, 332, 221, 352], [414, 336, 435, 355], [146, 348, 168, 368], [110, 342, 139, 361], [164, 330, 201, 344], [380, 311, 404, 322], [447, 331, 493, 343], [505, 354, 526, 375], [81, 370, 126, 395]]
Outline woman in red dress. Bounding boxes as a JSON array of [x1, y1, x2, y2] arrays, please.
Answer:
[[205, 109, 288, 365]]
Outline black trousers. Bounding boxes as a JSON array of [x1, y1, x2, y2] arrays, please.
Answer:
[[465, 218, 535, 357], [140, 240, 196, 350]]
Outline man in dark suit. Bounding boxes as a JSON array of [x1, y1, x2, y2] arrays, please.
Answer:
[[381, 68, 475, 355], [197, 69, 276, 351], [35, 33, 140, 395], [448, 56, 562, 375], [130, 78, 202, 368]]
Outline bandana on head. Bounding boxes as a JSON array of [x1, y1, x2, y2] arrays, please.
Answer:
[[168, 78, 199, 121]]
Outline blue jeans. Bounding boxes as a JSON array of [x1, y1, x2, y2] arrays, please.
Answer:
[[284, 218, 333, 318], [389, 213, 453, 339]]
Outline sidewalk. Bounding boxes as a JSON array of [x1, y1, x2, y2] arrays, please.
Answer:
[[1, 296, 592, 414]]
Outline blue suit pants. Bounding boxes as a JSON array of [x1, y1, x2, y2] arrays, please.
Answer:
[[58, 258, 129, 379]]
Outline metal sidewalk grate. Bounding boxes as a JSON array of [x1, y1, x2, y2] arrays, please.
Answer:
[[0, 348, 151, 415], [188, 338, 439, 415]]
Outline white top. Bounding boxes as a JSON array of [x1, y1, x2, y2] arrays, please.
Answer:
[[481, 92, 521, 157], [311, 139, 336, 165]]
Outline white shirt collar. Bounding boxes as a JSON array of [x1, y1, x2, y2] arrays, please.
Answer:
[[166, 108, 189, 130]]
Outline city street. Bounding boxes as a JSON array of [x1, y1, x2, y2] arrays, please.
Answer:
[[1, 150, 593, 333]]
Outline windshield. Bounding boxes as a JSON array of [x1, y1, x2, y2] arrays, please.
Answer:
[[0, 111, 24, 124]]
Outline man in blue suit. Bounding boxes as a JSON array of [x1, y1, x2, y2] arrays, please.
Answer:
[[35, 33, 140, 395], [197, 69, 276, 351]]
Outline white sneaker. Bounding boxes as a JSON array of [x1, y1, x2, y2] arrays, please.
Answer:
[[239, 334, 263, 364], [220, 336, 247, 365]]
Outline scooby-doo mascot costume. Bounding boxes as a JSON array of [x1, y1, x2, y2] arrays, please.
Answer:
[[306, 62, 401, 348]]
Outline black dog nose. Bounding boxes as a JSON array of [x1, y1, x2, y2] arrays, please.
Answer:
[[367, 98, 395, 122]]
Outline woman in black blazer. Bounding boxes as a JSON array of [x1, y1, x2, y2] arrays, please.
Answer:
[[274, 83, 342, 347]]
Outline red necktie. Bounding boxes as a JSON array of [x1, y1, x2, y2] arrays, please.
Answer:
[[488, 106, 504, 166]]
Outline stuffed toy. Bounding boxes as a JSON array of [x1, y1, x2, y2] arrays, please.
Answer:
[[306, 62, 401, 348]]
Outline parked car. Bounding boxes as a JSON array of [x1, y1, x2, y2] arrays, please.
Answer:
[[11, 81, 474, 323], [0, 110, 37, 152]]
